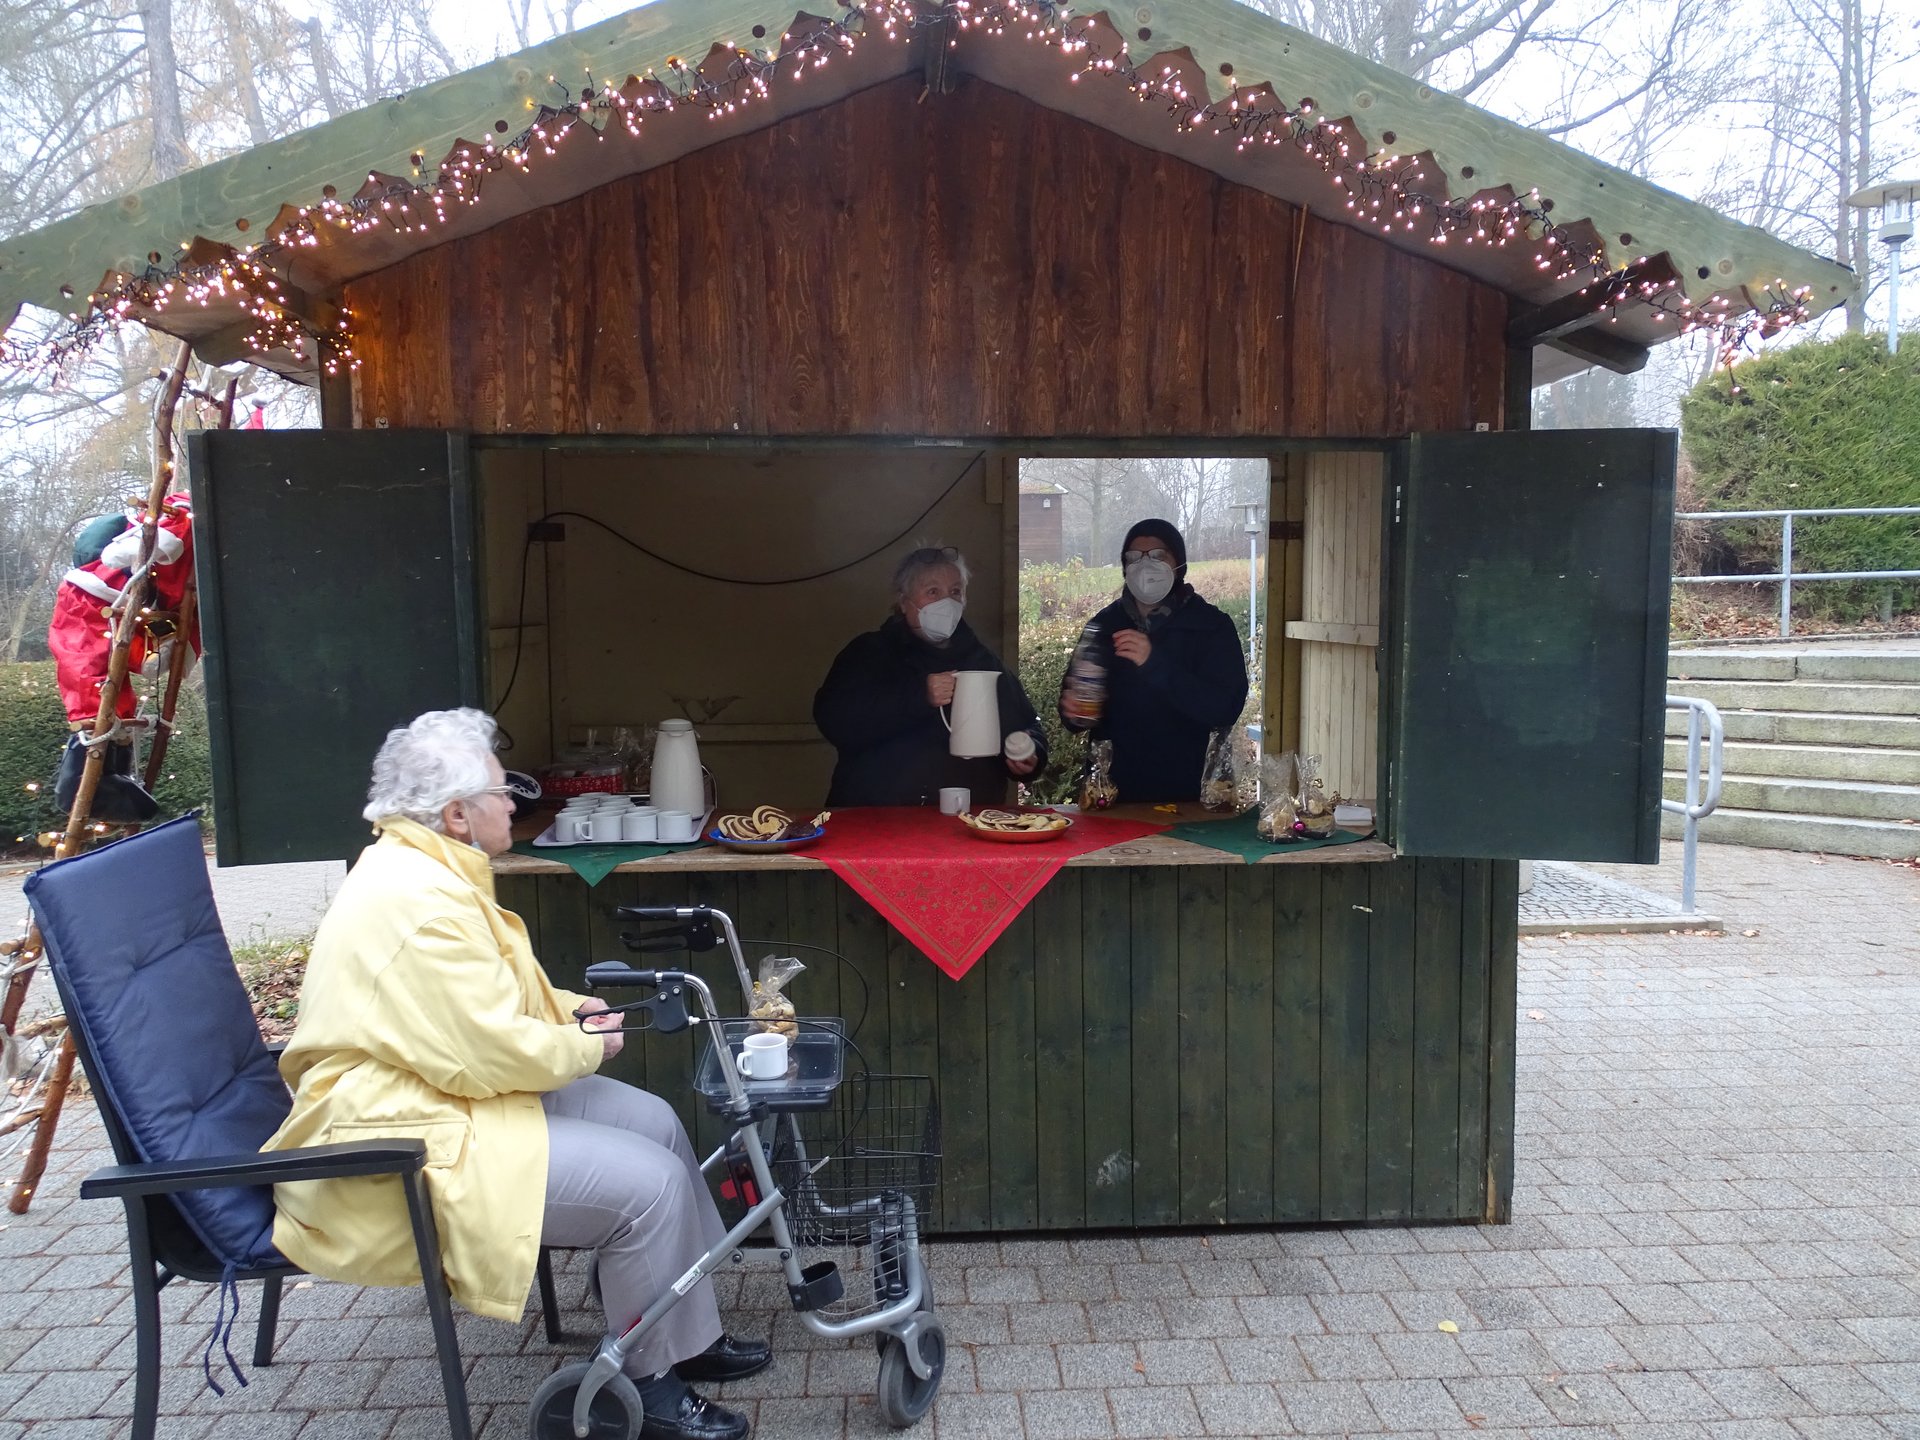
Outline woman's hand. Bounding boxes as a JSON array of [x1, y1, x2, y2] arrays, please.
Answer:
[[1007, 752, 1039, 776], [1112, 629, 1152, 667], [575, 997, 625, 1061], [926, 671, 958, 707]]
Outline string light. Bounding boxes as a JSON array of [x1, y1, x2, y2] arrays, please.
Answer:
[[3, 0, 1817, 378]]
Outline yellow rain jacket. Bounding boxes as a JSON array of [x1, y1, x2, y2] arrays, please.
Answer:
[[262, 817, 603, 1321]]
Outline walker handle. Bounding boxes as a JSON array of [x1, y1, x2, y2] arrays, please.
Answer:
[[617, 905, 703, 921], [584, 962, 665, 990]]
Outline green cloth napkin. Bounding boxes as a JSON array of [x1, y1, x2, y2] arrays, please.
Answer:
[[508, 836, 708, 886], [1156, 809, 1371, 863]]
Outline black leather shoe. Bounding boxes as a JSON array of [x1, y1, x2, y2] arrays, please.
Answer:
[[640, 1386, 750, 1440], [673, 1334, 772, 1384]]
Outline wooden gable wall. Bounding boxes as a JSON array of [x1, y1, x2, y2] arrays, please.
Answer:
[[344, 74, 1510, 437]]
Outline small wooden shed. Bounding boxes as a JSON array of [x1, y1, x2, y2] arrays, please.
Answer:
[[1, 0, 1853, 1232]]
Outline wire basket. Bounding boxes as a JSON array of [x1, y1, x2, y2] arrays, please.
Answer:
[[772, 1073, 940, 1319]]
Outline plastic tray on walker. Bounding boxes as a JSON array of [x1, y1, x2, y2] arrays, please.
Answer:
[[694, 1017, 846, 1114]]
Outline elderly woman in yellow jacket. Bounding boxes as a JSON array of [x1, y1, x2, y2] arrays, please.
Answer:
[[263, 709, 762, 1440]]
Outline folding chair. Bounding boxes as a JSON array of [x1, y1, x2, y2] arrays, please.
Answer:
[[24, 817, 473, 1440]]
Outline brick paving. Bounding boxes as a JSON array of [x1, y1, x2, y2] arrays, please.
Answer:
[[1518, 862, 1705, 936], [3, 841, 1918, 1438]]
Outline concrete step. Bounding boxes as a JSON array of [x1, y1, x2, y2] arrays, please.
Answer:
[[1664, 708, 1920, 748], [1663, 737, 1920, 785], [1671, 678, 1920, 716], [1662, 806, 1920, 859], [1670, 649, 1920, 684], [1665, 771, 1920, 822]]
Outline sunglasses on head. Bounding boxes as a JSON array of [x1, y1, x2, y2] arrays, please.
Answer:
[[907, 545, 961, 564]]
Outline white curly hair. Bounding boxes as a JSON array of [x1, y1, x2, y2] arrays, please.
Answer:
[[362, 708, 499, 831]]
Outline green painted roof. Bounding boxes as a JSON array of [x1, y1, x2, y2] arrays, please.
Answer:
[[0, 0, 1856, 378]]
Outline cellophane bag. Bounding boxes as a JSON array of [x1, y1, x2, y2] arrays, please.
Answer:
[[1199, 729, 1237, 811], [1295, 753, 1338, 838], [749, 954, 805, 1037], [1079, 739, 1118, 810], [1256, 750, 1301, 841]]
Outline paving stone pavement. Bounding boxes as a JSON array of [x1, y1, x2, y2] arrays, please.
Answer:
[[3, 841, 1918, 1439], [1517, 863, 1697, 935]]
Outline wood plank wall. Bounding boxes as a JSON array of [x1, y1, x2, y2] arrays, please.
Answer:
[[347, 76, 1509, 438], [502, 858, 1517, 1231], [1297, 452, 1384, 801]]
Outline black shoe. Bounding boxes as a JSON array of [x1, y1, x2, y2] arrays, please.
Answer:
[[52, 734, 157, 823], [673, 1334, 772, 1384], [638, 1384, 750, 1440]]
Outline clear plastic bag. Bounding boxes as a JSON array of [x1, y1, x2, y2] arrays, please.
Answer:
[[1256, 750, 1301, 841], [749, 953, 805, 1037], [1296, 754, 1338, 839], [1079, 738, 1119, 810], [1200, 726, 1250, 813]]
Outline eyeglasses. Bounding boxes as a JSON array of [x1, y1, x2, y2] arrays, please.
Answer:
[[1123, 547, 1175, 565], [471, 785, 517, 799], [906, 545, 960, 564]]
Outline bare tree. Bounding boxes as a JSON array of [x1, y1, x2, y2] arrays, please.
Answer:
[[136, 0, 192, 178]]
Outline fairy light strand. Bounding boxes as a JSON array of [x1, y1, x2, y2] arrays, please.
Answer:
[[3, 0, 1815, 377]]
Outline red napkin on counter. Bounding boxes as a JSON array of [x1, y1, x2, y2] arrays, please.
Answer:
[[813, 807, 1165, 980]]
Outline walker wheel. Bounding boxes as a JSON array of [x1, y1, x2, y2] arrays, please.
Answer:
[[875, 1324, 945, 1428], [528, 1361, 643, 1440]]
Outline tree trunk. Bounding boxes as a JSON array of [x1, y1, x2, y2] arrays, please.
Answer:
[[213, 0, 271, 146], [304, 17, 341, 119], [136, 0, 190, 179]]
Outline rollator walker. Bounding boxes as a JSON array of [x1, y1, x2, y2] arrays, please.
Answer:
[[529, 905, 946, 1439]]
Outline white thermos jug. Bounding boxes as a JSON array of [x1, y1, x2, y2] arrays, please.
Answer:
[[943, 671, 1002, 758], [650, 719, 708, 816]]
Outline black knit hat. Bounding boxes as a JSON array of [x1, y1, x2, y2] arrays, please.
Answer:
[[1122, 518, 1187, 583]]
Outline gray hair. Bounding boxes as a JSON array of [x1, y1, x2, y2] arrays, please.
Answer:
[[362, 707, 499, 831], [890, 546, 971, 604]]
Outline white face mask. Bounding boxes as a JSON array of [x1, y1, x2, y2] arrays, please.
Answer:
[[915, 596, 964, 642], [1124, 558, 1176, 607]]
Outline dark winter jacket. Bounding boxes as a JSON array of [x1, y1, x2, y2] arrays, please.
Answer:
[[1059, 589, 1249, 804], [815, 614, 1048, 807]]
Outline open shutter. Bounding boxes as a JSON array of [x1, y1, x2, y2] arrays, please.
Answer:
[[186, 430, 481, 865], [1382, 429, 1675, 862]]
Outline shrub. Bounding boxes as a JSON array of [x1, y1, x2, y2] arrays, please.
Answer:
[[0, 660, 215, 847], [1681, 332, 1920, 619]]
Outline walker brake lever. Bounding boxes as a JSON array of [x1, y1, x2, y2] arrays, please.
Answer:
[[612, 911, 719, 953], [620, 928, 692, 955]]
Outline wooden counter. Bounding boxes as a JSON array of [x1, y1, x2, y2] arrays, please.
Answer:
[[493, 803, 1393, 876], [500, 808, 1517, 1236]]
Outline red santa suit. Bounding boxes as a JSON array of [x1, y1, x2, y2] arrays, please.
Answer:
[[47, 496, 197, 725]]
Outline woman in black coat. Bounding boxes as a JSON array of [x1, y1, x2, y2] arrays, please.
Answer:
[[815, 547, 1048, 807], [1058, 518, 1249, 803]]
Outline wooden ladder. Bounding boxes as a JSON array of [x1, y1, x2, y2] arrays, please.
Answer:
[[2, 345, 229, 1213]]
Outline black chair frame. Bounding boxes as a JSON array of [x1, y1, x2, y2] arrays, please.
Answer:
[[55, 975, 474, 1440]]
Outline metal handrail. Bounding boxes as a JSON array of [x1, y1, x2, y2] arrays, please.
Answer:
[[1672, 505, 1920, 636], [1660, 695, 1723, 915]]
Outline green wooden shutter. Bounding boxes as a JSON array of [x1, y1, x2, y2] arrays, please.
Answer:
[[186, 430, 482, 865], [1381, 429, 1675, 862]]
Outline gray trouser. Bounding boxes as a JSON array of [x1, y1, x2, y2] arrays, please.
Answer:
[[542, 1074, 726, 1376]]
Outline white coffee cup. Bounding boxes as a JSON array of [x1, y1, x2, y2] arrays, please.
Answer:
[[656, 809, 695, 843], [938, 787, 970, 816], [562, 796, 596, 812], [577, 813, 625, 843], [553, 812, 586, 844], [621, 808, 657, 842], [593, 794, 630, 810], [738, 1031, 789, 1080]]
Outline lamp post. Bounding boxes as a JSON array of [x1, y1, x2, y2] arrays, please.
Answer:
[[1846, 180, 1919, 354], [1230, 502, 1263, 667]]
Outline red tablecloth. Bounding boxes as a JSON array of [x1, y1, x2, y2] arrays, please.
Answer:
[[813, 807, 1165, 980]]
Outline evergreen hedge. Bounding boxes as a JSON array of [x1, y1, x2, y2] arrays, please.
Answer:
[[1681, 332, 1920, 617], [0, 661, 214, 847]]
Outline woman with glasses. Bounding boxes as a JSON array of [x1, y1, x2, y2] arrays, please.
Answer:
[[814, 545, 1048, 806], [1058, 519, 1249, 803], [264, 709, 764, 1440]]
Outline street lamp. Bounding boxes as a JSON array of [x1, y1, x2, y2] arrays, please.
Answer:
[[1846, 180, 1920, 354], [1229, 502, 1263, 666]]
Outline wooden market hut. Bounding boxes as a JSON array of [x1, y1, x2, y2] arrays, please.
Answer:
[[0, 0, 1854, 1234]]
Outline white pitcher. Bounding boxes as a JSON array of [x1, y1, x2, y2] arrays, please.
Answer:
[[650, 719, 712, 816], [943, 670, 1002, 758]]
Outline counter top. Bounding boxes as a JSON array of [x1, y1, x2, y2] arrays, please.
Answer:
[[493, 802, 1392, 876]]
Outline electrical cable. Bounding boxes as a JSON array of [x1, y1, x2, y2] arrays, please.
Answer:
[[491, 449, 985, 715]]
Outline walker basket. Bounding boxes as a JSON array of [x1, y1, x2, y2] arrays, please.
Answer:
[[773, 1073, 940, 1318]]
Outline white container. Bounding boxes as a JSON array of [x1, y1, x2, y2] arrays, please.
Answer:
[[651, 720, 708, 816], [943, 670, 1001, 759]]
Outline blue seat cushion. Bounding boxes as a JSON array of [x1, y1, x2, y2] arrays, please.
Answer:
[[26, 817, 288, 1269]]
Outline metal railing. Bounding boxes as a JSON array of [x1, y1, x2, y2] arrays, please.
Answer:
[[1672, 505, 1920, 637], [1661, 695, 1724, 915]]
